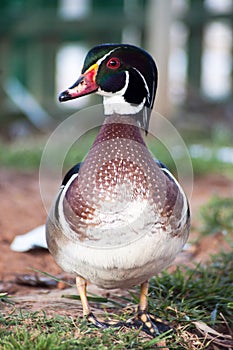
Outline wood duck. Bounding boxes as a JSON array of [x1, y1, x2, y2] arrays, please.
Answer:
[[46, 43, 190, 336]]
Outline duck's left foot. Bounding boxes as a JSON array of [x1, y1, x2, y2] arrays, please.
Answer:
[[86, 312, 125, 329], [126, 311, 172, 337], [86, 311, 171, 337]]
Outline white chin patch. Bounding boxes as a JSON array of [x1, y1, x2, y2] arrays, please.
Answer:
[[102, 95, 145, 115]]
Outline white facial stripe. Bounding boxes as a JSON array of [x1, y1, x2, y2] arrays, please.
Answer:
[[96, 48, 119, 68], [132, 67, 150, 103]]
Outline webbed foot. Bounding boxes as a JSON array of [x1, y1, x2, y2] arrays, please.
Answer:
[[126, 310, 171, 337], [86, 312, 125, 329]]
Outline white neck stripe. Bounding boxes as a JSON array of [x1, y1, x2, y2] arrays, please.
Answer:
[[132, 67, 150, 104]]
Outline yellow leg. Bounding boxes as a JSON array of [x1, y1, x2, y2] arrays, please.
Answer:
[[75, 275, 123, 329], [75, 276, 170, 336], [76, 276, 91, 316], [139, 281, 149, 312], [127, 280, 171, 336], [136, 281, 157, 334]]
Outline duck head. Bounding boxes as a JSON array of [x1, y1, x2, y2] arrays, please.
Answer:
[[59, 43, 158, 132]]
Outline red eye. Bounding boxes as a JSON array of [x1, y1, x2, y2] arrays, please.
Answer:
[[106, 57, 121, 69]]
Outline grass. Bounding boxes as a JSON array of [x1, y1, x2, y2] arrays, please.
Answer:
[[0, 311, 172, 350], [149, 252, 233, 330], [0, 293, 14, 305], [1, 251, 232, 349]]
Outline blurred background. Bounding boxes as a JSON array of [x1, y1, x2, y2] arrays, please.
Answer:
[[0, 0, 232, 172]]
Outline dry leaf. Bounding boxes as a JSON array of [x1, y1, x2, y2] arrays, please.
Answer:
[[193, 321, 233, 348]]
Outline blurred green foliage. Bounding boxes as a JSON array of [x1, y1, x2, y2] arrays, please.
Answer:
[[200, 195, 233, 237]]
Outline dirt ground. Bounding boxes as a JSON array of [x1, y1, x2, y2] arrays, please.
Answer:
[[0, 169, 233, 317]]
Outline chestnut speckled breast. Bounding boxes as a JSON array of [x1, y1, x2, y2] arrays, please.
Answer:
[[64, 117, 186, 242], [46, 115, 189, 289]]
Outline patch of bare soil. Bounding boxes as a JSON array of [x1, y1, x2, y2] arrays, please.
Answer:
[[0, 169, 232, 316]]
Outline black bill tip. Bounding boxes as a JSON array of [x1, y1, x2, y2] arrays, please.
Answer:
[[58, 90, 72, 102]]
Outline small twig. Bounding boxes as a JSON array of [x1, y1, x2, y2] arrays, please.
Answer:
[[220, 312, 233, 339]]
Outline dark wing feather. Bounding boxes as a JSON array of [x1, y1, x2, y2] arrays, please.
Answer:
[[62, 162, 82, 186]]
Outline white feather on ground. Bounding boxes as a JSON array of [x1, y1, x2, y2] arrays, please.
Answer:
[[10, 225, 47, 252]]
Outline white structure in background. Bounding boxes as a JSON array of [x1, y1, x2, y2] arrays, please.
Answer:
[[202, 21, 232, 99], [58, 0, 90, 20], [147, 0, 232, 113], [56, 44, 90, 110], [56, 0, 91, 110]]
